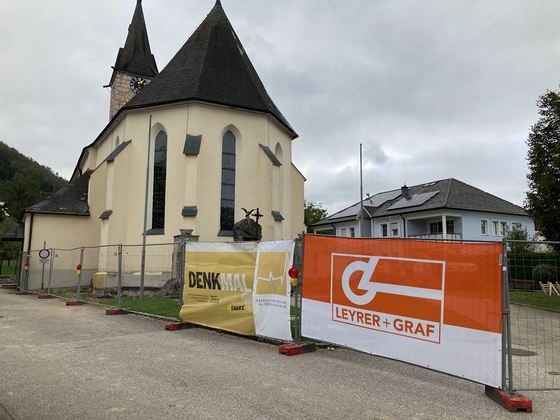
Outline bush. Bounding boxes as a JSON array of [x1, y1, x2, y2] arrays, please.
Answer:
[[532, 264, 558, 283]]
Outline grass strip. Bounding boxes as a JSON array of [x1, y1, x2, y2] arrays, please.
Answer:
[[509, 290, 560, 311]]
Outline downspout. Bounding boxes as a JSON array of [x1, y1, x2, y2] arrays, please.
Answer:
[[26, 213, 34, 254], [400, 215, 406, 238]]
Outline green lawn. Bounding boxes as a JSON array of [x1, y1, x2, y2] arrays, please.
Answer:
[[105, 295, 181, 319], [509, 290, 560, 311], [0, 259, 17, 276]]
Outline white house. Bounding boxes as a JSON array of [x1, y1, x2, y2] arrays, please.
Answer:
[[312, 178, 535, 241], [22, 0, 305, 252]]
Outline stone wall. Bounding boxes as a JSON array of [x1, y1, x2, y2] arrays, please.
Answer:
[[110, 73, 151, 119]]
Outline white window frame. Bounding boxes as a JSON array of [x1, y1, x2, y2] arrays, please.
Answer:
[[493, 220, 499, 236], [500, 221, 508, 236], [512, 222, 522, 230], [341, 227, 347, 237], [390, 222, 399, 237], [481, 219, 488, 235], [381, 224, 388, 238]]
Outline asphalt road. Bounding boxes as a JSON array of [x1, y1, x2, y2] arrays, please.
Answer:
[[0, 289, 556, 419]]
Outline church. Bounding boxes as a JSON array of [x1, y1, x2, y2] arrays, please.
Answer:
[[22, 0, 305, 251]]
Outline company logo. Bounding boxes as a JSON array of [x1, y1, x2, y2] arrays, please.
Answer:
[[331, 253, 445, 343], [255, 252, 290, 296]]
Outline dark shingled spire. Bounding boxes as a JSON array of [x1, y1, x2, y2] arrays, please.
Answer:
[[124, 1, 297, 138], [111, 0, 158, 83]]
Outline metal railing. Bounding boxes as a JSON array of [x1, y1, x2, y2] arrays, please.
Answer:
[[505, 239, 560, 391]]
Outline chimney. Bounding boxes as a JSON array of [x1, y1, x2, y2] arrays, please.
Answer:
[[401, 184, 410, 199]]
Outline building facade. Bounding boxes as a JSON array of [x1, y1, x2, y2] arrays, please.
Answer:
[[22, 1, 305, 252], [312, 178, 535, 242]]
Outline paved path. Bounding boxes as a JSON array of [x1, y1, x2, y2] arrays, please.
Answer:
[[0, 289, 556, 419]]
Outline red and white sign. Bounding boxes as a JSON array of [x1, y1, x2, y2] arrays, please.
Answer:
[[301, 236, 503, 387]]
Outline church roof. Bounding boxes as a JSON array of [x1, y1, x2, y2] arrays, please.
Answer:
[[124, 0, 297, 138], [111, 0, 158, 83], [26, 171, 91, 216]]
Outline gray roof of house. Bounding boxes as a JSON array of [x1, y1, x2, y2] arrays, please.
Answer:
[[123, 1, 297, 138], [26, 171, 91, 216], [312, 178, 528, 226], [110, 0, 158, 84]]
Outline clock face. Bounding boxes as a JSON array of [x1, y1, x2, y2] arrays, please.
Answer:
[[130, 77, 148, 93]]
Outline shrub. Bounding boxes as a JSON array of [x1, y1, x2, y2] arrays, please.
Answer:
[[532, 264, 558, 283]]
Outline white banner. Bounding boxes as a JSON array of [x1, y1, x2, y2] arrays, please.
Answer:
[[253, 241, 294, 341]]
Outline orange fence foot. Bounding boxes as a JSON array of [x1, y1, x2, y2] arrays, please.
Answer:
[[15, 291, 32, 295], [38, 293, 53, 299], [106, 308, 127, 315], [485, 386, 532, 413], [66, 300, 84, 306], [165, 321, 193, 331], [1, 284, 18, 290], [278, 343, 317, 356]]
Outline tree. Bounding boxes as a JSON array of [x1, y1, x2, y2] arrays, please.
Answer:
[[304, 200, 328, 233], [0, 173, 40, 221], [526, 88, 560, 243]]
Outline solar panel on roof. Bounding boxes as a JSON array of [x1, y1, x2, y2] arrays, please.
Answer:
[[365, 190, 401, 207], [387, 191, 439, 211]]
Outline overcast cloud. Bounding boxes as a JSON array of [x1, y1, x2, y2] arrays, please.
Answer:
[[1, 0, 559, 214]]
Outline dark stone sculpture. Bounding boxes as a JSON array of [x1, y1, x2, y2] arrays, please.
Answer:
[[233, 208, 263, 241]]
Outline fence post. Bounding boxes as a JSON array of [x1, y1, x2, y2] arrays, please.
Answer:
[[503, 240, 514, 393], [179, 241, 186, 306], [47, 248, 54, 295], [16, 251, 22, 289], [140, 244, 146, 300], [294, 233, 305, 343], [77, 247, 84, 302], [24, 252, 29, 292], [117, 244, 123, 310]]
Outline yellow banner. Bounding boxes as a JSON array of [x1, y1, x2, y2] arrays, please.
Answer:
[[179, 248, 257, 336]]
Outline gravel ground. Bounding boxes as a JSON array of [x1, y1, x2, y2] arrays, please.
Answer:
[[0, 289, 557, 419]]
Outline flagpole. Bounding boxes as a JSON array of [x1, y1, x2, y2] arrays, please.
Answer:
[[360, 143, 364, 237]]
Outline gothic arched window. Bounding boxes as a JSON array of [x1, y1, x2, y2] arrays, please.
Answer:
[[152, 131, 167, 230], [220, 131, 236, 233]]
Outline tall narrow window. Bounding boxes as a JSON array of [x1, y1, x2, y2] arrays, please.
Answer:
[[152, 131, 167, 230], [220, 131, 236, 233]]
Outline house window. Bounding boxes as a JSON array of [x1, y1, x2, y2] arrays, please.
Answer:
[[220, 131, 236, 233], [493, 221, 499, 236], [381, 224, 388, 237], [350, 227, 355, 238], [391, 222, 399, 237], [430, 222, 442, 235], [341, 228, 347, 237], [481, 220, 488, 235], [151, 131, 167, 230], [430, 220, 455, 235], [512, 222, 522, 230], [500, 221, 508, 236], [446, 220, 454, 234]]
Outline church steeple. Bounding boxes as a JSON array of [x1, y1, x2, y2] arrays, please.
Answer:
[[124, 0, 297, 138], [108, 0, 158, 119]]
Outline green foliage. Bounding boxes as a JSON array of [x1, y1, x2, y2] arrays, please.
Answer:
[[0, 141, 67, 220], [532, 264, 558, 283], [104, 295, 181, 319], [304, 200, 328, 233], [506, 224, 534, 254], [526, 88, 560, 244]]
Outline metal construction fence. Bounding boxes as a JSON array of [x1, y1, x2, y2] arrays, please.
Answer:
[[18, 242, 185, 316], [505, 239, 560, 391], [11, 236, 560, 393]]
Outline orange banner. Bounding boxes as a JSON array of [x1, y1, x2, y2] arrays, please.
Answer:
[[302, 235, 502, 333]]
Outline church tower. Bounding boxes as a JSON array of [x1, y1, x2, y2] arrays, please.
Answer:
[[107, 0, 158, 119]]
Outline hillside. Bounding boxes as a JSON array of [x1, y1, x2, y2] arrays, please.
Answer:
[[0, 141, 67, 220]]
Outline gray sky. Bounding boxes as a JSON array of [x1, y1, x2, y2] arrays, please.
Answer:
[[1, 0, 559, 214]]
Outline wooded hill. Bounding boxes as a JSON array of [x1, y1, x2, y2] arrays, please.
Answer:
[[0, 141, 67, 221]]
